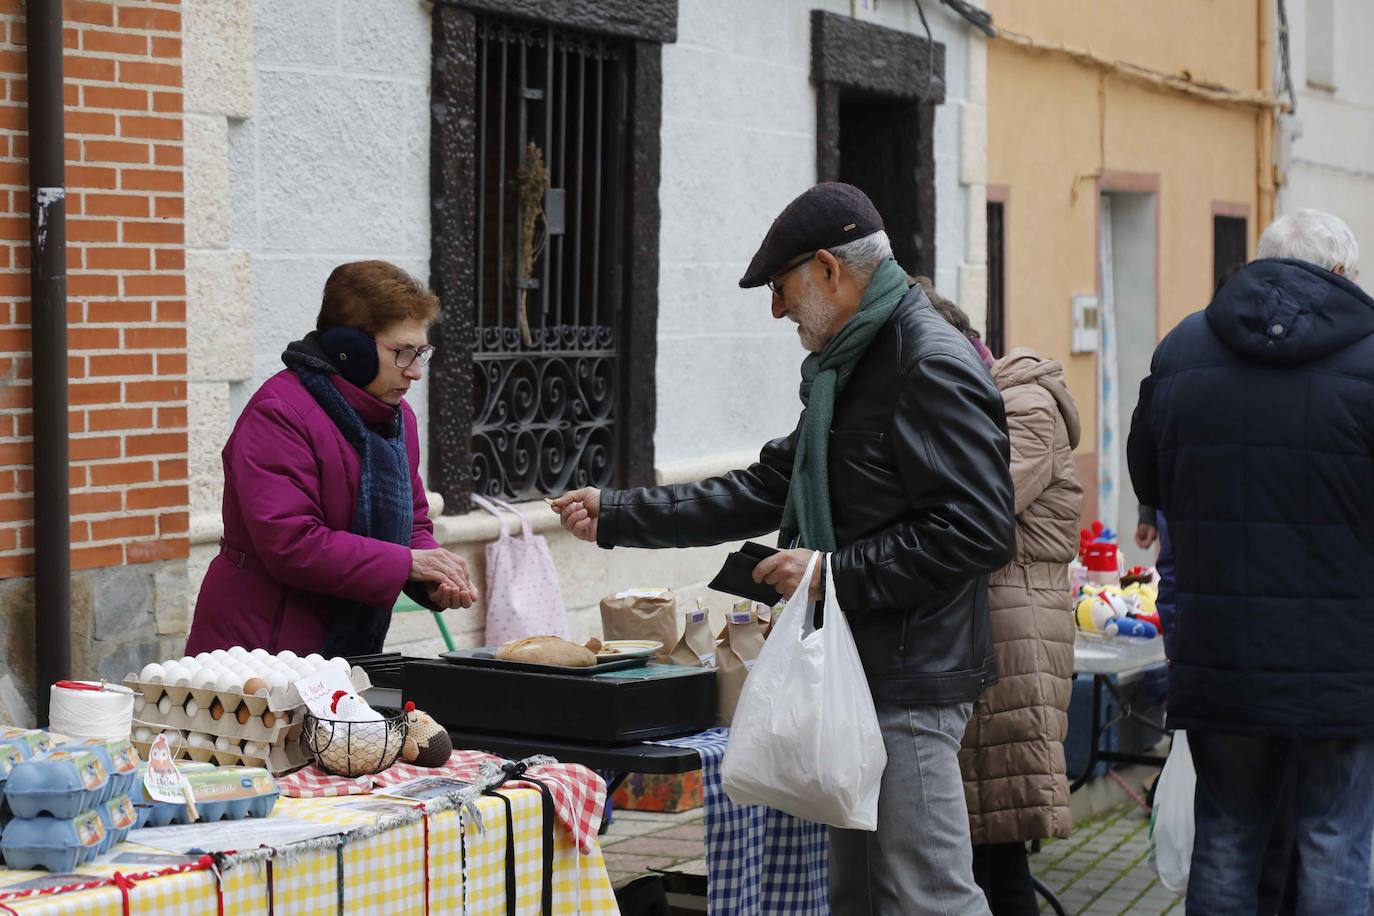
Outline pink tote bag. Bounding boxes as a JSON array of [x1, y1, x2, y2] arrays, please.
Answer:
[[472, 494, 570, 645]]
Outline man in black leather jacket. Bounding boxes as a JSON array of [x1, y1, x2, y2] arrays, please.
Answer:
[[553, 184, 1015, 914]]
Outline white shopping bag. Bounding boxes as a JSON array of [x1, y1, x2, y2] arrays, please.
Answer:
[[720, 552, 887, 830], [1150, 731, 1196, 894]]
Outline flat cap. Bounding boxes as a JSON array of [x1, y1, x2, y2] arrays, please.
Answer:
[[739, 182, 885, 289]]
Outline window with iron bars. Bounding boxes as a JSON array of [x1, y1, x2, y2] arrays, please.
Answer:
[[430, 5, 663, 512], [470, 18, 627, 502]]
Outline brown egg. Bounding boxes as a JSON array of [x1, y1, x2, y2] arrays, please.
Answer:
[[209, 698, 224, 721], [262, 710, 276, 729], [235, 704, 251, 725], [242, 677, 268, 697]]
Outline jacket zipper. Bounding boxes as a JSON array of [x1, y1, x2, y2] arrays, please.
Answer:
[[267, 595, 287, 653], [899, 613, 909, 653]]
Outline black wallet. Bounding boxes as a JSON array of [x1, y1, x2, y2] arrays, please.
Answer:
[[708, 541, 784, 604]]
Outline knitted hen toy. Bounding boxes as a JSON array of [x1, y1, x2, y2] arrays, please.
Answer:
[[400, 702, 453, 768]]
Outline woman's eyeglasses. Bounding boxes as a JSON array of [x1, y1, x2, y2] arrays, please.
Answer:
[[376, 341, 436, 368]]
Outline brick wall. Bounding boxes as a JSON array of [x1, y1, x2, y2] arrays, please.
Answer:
[[0, 0, 187, 579]]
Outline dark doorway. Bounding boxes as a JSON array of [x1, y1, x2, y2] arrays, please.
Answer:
[[1213, 215, 1248, 292], [837, 93, 925, 277], [987, 200, 1006, 357]]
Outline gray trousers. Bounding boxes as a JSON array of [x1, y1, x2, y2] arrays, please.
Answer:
[[829, 702, 991, 916]]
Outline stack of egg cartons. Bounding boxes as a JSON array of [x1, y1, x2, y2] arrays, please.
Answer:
[[0, 727, 56, 864], [1, 743, 123, 870], [125, 648, 371, 776]]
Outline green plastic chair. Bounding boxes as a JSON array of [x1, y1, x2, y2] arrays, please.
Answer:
[[393, 593, 457, 652]]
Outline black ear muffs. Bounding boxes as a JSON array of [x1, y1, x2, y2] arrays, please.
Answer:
[[319, 326, 379, 388]]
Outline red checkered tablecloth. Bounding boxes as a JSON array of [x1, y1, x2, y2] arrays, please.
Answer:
[[276, 750, 607, 853]]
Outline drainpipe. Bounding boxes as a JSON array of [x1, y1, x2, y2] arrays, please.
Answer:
[[27, 0, 69, 726]]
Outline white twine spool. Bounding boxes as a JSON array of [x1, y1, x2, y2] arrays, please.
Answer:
[[49, 681, 136, 741]]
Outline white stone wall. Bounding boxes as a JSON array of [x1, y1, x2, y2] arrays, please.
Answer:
[[1277, 0, 1374, 285], [186, 1, 989, 655], [654, 0, 981, 464]]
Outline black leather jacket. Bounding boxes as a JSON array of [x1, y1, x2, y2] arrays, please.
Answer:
[[597, 289, 1017, 705]]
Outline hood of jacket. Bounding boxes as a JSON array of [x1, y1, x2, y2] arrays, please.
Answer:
[[1205, 258, 1374, 364], [991, 347, 1081, 449]]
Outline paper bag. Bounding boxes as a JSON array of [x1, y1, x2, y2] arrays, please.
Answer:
[[600, 588, 677, 658], [667, 605, 717, 668], [715, 606, 766, 726]]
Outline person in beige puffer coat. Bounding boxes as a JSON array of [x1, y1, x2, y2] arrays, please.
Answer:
[[915, 279, 1084, 914], [964, 348, 1083, 913]]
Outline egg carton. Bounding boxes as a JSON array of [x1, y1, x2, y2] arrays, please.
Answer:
[[124, 665, 373, 722], [134, 703, 302, 747], [130, 734, 310, 778]]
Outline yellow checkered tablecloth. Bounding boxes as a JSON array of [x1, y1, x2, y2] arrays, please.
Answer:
[[0, 790, 617, 914]]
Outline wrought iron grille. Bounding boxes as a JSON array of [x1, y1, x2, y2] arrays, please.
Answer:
[[471, 17, 629, 501]]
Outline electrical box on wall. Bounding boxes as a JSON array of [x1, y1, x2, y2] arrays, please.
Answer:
[[1071, 294, 1100, 354]]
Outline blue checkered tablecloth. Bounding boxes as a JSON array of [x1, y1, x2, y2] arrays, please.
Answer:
[[653, 729, 829, 915]]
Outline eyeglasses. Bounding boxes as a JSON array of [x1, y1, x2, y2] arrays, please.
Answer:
[[376, 340, 436, 369], [767, 251, 816, 296]]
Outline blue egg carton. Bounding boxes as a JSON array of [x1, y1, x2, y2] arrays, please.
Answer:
[[95, 794, 136, 855], [52, 739, 140, 803], [4, 749, 111, 819], [132, 764, 278, 827], [0, 808, 107, 872]]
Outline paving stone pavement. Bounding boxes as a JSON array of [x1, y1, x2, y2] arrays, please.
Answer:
[[601, 801, 1184, 915]]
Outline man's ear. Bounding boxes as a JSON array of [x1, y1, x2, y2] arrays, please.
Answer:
[[1333, 263, 1347, 277], [815, 249, 841, 292]]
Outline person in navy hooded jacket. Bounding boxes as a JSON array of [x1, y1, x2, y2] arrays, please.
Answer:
[[1128, 209, 1372, 915]]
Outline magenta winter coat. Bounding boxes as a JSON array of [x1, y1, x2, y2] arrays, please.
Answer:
[[185, 370, 439, 655]]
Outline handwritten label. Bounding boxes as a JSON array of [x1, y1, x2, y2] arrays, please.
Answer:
[[293, 667, 361, 719]]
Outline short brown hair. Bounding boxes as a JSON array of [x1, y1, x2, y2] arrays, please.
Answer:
[[909, 274, 979, 341], [317, 260, 441, 335]]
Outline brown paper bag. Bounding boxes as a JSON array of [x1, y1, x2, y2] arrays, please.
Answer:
[[715, 606, 766, 727], [668, 604, 717, 668], [600, 588, 677, 658]]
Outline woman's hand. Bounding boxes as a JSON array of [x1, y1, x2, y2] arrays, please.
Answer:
[[410, 548, 478, 605], [427, 580, 476, 610]]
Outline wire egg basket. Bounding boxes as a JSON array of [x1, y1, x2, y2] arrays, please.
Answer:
[[301, 709, 409, 777]]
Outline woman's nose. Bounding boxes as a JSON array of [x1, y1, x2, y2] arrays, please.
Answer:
[[403, 363, 423, 380]]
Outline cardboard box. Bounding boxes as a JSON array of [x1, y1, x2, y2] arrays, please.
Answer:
[[611, 771, 703, 813]]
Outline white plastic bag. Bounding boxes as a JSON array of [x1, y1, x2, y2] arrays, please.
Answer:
[[1150, 730, 1196, 894], [720, 552, 887, 830]]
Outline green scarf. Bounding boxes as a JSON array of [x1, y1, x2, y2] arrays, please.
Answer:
[[781, 257, 909, 552]]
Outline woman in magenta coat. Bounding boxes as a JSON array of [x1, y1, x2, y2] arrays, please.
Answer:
[[186, 261, 477, 656]]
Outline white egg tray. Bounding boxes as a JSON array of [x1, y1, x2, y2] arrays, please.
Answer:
[[124, 667, 373, 776]]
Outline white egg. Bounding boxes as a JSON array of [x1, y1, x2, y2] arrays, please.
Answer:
[[210, 649, 229, 660], [264, 671, 286, 691], [133, 727, 153, 743], [184, 698, 200, 718], [186, 732, 211, 749], [162, 663, 188, 685], [243, 741, 268, 759], [132, 695, 146, 714], [228, 646, 249, 659], [191, 668, 218, 691], [277, 650, 298, 663], [250, 647, 271, 661], [329, 657, 349, 672], [214, 735, 239, 752], [215, 670, 242, 692], [194, 652, 213, 665], [139, 662, 164, 683], [157, 695, 172, 716], [305, 653, 325, 669], [179, 656, 196, 668]]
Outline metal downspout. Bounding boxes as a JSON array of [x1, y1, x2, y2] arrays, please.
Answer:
[[26, 0, 70, 726]]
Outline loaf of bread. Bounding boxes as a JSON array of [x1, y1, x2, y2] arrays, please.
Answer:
[[495, 636, 597, 667]]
